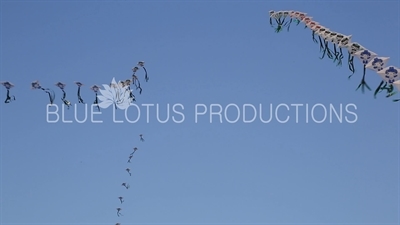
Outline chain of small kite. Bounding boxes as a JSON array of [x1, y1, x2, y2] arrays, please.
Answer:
[[0, 61, 149, 106], [115, 135, 145, 225], [269, 10, 400, 101]]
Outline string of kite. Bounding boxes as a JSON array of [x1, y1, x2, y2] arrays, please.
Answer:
[[269, 10, 400, 102], [0, 61, 149, 106]]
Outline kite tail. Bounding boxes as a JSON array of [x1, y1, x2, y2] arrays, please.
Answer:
[[127, 87, 136, 102], [4, 89, 15, 103], [318, 36, 324, 52], [325, 42, 334, 59], [336, 48, 343, 66], [133, 77, 143, 94], [143, 66, 149, 82], [319, 41, 330, 59], [77, 87, 85, 104], [44, 88, 55, 104], [385, 84, 396, 99], [94, 93, 100, 111], [355, 66, 371, 93], [62, 90, 66, 100], [61, 90, 71, 108], [333, 44, 340, 64], [373, 80, 385, 98], [312, 31, 318, 43], [347, 54, 355, 78], [286, 18, 292, 31]]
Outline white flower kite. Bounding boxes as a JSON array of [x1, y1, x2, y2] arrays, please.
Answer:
[[97, 78, 132, 110]]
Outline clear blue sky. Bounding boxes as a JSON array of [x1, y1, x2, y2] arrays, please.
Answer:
[[1, 0, 399, 224]]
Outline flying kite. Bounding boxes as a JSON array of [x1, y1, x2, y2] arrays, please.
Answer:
[[127, 155, 133, 163], [116, 208, 122, 217], [122, 79, 136, 103], [1, 81, 16, 103], [55, 82, 71, 109], [121, 183, 130, 189], [139, 134, 144, 142], [352, 49, 377, 93], [131, 68, 143, 94], [137, 61, 149, 82], [31, 80, 55, 105], [75, 82, 85, 104], [118, 196, 124, 204], [131, 61, 149, 94], [126, 168, 131, 176], [130, 147, 138, 156], [269, 10, 400, 101], [90, 85, 100, 111]]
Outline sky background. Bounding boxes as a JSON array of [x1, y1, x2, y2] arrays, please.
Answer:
[[1, 0, 399, 224]]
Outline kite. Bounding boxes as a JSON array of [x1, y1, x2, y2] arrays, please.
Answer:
[[130, 147, 138, 156], [352, 49, 377, 93], [139, 134, 144, 142], [31, 80, 55, 105], [130, 61, 149, 95], [122, 79, 136, 103], [127, 155, 133, 163], [131, 67, 143, 94], [269, 10, 400, 102], [138, 61, 149, 82], [118, 197, 124, 204], [1, 81, 16, 103], [376, 66, 400, 101], [116, 208, 123, 217], [126, 168, 131, 176], [75, 82, 85, 104], [121, 183, 130, 189], [90, 85, 100, 111], [364, 57, 391, 98], [55, 82, 71, 109]]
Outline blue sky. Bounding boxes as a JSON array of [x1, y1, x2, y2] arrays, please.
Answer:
[[1, 0, 399, 224]]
